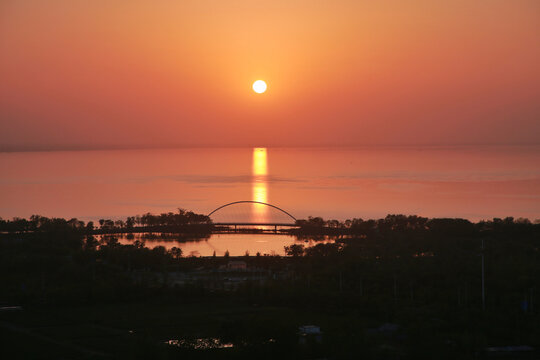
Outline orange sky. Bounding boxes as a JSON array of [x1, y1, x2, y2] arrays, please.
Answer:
[[1, 0, 539, 150]]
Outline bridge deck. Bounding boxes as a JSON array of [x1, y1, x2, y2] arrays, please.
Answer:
[[214, 222, 297, 227]]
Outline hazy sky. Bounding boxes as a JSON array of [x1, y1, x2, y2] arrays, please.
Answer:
[[1, 0, 539, 150]]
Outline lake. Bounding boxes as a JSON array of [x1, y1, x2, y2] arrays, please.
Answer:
[[1, 146, 539, 222], [98, 232, 336, 257]]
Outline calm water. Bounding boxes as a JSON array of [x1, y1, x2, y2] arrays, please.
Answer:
[[100, 233, 334, 257], [1, 146, 539, 222]]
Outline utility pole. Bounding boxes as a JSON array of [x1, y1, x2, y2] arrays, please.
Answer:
[[481, 238, 485, 311]]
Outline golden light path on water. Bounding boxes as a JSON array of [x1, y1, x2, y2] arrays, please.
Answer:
[[252, 148, 268, 223]]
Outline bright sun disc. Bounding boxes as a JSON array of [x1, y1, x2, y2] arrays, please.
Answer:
[[252, 80, 267, 94]]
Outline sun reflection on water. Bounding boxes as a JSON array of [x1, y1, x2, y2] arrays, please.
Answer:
[[252, 148, 268, 223], [252, 147, 267, 176]]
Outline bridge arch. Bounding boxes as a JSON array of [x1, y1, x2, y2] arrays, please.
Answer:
[[208, 200, 297, 222]]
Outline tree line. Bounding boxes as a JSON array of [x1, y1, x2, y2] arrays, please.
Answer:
[[0, 208, 212, 233], [1, 210, 536, 236], [293, 214, 536, 235]]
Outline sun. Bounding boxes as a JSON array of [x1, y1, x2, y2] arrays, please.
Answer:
[[252, 80, 267, 94]]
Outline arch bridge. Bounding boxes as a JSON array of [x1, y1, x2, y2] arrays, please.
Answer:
[[208, 200, 298, 231]]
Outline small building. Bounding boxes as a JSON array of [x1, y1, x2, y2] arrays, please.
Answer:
[[227, 261, 247, 270]]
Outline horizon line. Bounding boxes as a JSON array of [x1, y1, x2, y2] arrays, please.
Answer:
[[2, 142, 540, 154]]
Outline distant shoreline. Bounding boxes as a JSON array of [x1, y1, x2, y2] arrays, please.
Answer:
[[2, 143, 539, 154]]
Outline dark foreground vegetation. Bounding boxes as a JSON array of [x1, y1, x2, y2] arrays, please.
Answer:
[[0, 211, 539, 359]]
